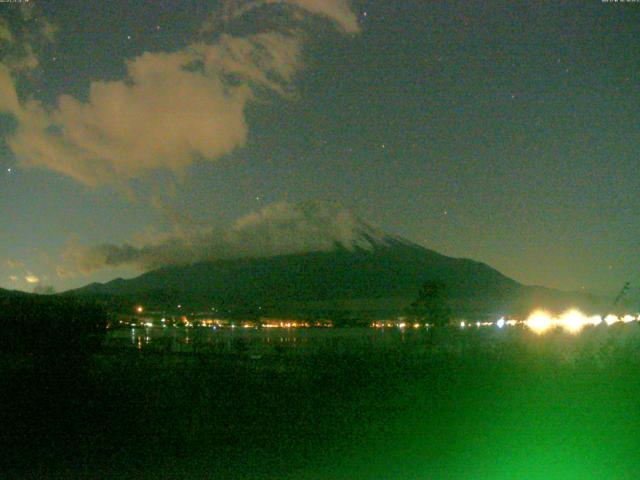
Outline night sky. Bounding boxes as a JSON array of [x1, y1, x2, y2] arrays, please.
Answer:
[[1, 0, 639, 295]]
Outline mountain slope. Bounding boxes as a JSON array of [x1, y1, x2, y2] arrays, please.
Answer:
[[0, 288, 30, 299], [68, 231, 596, 319]]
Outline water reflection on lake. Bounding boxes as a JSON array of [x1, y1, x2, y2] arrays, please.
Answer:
[[106, 325, 431, 355]]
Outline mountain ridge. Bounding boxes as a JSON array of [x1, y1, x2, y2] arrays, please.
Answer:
[[66, 229, 598, 319]]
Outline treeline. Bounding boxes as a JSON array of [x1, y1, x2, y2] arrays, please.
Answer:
[[0, 294, 108, 356]]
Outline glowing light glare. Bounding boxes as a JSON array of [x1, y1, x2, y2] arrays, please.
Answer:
[[526, 309, 605, 335], [526, 310, 554, 335], [605, 314, 619, 326], [622, 314, 635, 324], [588, 315, 603, 327], [558, 309, 586, 334], [136, 306, 143, 313], [496, 318, 505, 328], [460, 321, 466, 328]]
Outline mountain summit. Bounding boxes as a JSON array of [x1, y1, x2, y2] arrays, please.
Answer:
[[68, 213, 595, 320]]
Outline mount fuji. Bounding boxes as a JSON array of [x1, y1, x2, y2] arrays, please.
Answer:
[[67, 217, 595, 320]]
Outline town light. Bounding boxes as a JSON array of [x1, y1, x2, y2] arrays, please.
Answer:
[[526, 310, 554, 335]]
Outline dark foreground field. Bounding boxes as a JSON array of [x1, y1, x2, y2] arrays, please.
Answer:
[[2, 325, 640, 479]]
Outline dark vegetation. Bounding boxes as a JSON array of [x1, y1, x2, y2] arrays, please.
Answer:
[[0, 293, 107, 356], [407, 280, 453, 326], [3, 315, 640, 478], [0, 292, 109, 477]]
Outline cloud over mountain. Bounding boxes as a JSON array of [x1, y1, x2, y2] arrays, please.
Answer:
[[61, 201, 381, 275]]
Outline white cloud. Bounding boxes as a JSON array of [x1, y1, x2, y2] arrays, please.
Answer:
[[0, 10, 54, 115], [5, 259, 25, 269], [220, 0, 360, 34], [0, 64, 22, 115], [281, 0, 360, 33], [0, 18, 14, 44], [6, 32, 300, 186], [1, 1, 359, 187], [60, 201, 382, 274], [8, 44, 39, 71], [40, 19, 57, 42]]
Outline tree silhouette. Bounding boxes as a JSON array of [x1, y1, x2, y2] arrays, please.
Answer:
[[613, 281, 630, 307], [0, 295, 107, 357], [407, 280, 452, 327]]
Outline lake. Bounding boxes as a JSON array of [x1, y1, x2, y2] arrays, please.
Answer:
[[4, 323, 640, 479]]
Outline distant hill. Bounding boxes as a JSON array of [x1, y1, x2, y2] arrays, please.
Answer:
[[0, 288, 30, 299], [0, 289, 107, 355], [66, 227, 599, 320]]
